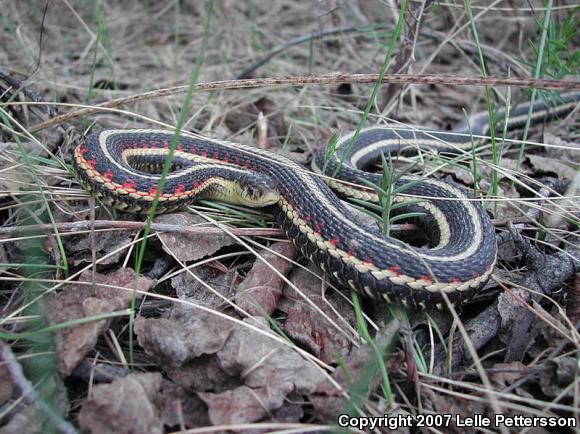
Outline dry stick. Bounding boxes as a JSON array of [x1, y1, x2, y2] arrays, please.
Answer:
[[0, 217, 523, 238], [0, 220, 284, 237], [29, 74, 580, 133], [0, 220, 423, 237]]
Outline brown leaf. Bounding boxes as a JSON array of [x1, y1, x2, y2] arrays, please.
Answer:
[[0, 403, 41, 434], [280, 265, 354, 363], [527, 154, 577, 181], [217, 316, 326, 393], [540, 357, 577, 398], [64, 230, 134, 266], [198, 384, 293, 425], [45, 268, 154, 375], [78, 373, 163, 434], [310, 319, 401, 420], [156, 382, 209, 428], [155, 213, 237, 262], [165, 355, 240, 392], [0, 341, 15, 406], [134, 304, 235, 367], [171, 266, 234, 307], [421, 387, 488, 434], [235, 241, 296, 315], [488, 362, 533, 399]]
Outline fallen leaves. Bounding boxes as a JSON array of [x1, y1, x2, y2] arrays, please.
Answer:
[[45, 268, 154, 375], [235, 241, 296, 315], [135, 306, 327, 426], [134, 305, 235, 367], [78, 373, 163, 434], [156, 213, 237, 262], [279, 265, 355, 363]]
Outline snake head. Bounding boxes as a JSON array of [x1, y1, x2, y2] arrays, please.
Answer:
[[203, 172, 279, 208], [236, 173, 279, 207]]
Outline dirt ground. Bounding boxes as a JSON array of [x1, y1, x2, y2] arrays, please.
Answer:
[[0, 1, 578, 433]]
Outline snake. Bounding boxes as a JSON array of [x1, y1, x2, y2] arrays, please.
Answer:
[[72, 92, 579, 309]]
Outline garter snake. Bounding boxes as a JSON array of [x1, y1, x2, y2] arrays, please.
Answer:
[[72, 92, 579, 308]]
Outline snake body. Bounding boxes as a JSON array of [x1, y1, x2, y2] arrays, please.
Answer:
[[73, 93, 579, 308]]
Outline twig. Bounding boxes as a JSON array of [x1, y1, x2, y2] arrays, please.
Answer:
[[0, 220, 284, 237], [1, 343, 78, 434], [0, 219, 420, 237], [28, 73, 580, 132]]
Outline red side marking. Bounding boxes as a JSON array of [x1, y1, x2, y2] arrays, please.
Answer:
[[328, 238, 338, 247], [141, 142, 148, 149], [79, 146, 88, 154], [363, 260, 375, 268], [122, 180, 136, 191], [420, 275, 432, 282], [85, 160, 96, 169], [388, 265, 401, 276], [472, 272, 479, 279], [200, 151, 208, 158], [177, 143, 184, 151], [212, 150, 219, 159], [163, 142, 169, 149], [174, 183, 186, 195], [148, 186, 158, 195], [103, 170, 113, 181], [314, 222, 323, 232], [313, 231, 320, 237], [304, 215, 311, 223], [233, 157, 240, 165], [222, 156, 229, 163], [451, 278, 461, 283]]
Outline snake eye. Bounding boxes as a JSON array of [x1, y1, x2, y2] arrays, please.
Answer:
[[238, 173, 279, 207]]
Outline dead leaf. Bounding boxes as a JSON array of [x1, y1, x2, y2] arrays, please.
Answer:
[[235, 241, 296, 315], [0, 404, 41, 434], [421, 387, 488, 434], [488, 362, 534, 399], [78, 373, 163, 434], [165, 354, 240, 392], [540, 357, 576, 398], [171, 266, 234, 307], [217, 316, 326, 394], [0, 341, 15, 405], [156, 382, 209, 428], [198, 384, 293, 425], [310, 319, 401, 420], [45, 268, 154, 375], [134, 304, 235, 367], [527, 154, 577, 181], [0, 142, 26, 194], [543, 130, 578, 161], [64, 230, 134, 266], [155, 213, 237, 261], [280, 265, 354, 363]]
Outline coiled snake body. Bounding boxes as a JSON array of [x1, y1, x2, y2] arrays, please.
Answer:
[[73, 93, 579, 308]]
